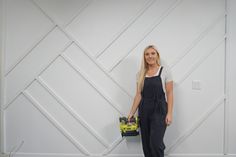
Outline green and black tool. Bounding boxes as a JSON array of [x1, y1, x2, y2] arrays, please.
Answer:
[[119, 116, 139, 137]]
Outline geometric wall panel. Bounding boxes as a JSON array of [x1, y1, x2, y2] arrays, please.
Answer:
[[5, 28, 70, 106], [5, 0, 54, 74], [34, 0, 88, 27], [228, 0, 236, 154], [5, 94, 82, 154], [165, 42, 225, 152], [109, 0, 225, 96], [63, 44, 132, 115], [173, 103, 224, 154], [26, 79, 107, 154], [1, 0, 227, 156], [38, 57, 121, 146], [108, 137, 143, 155], [66, 0, 150, 57], [97, 0, 225, 72], [97, 0, 177, 71]]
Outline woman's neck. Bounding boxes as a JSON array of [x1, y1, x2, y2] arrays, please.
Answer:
[[148, 64, 158, 70]]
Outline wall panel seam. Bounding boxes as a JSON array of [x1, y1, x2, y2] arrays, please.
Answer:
[[102, 137, 124, 155], [60, 0, 92, 28], [170, 14, 226, 69], [95, 0, 156, 58], [60, 53, 124, 116], [166, 95, 226, 154], [4, 40, 72, 110], [36, 76, 110, 148], [224, 0, 229, 154], [22, 90, 91, 155], [31, 0, 133, 99], [176, 38, 225, 85], [0, 0, 6, 153], [108, 0, 183, 72], [4, 26, 56, 76]]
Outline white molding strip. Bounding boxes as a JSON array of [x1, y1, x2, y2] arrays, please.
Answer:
[[108, 0, 183, 72], [102, 137, 124, 155], [95, 0, 155, 58], [5, 153, 85, 157], [110, 12, 224, 74], [56, 0, 92, 28], [0, 0, 6, 153], [176, 37, 225, 85], [60, 53, 124, 117], [31, 1, 133, 99], [166, 154, 228, 157], [22, 91, 90, 156], [2, 153, 145, 157], [3, 152, 235, 157], [170, 14, 226, 69], [36, 76, 110, 148], [8, 140, 24, 157], [3, 40, 73, 110], [4, 25, 56, 76], [224, 0, 229, 155], [166, 95, 225, 154]]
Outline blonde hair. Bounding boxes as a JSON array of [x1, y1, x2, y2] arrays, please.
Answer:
[[137, 45, 160, 91]]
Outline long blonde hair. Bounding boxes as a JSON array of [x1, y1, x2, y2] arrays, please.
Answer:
[[137, 45, 161, 91]]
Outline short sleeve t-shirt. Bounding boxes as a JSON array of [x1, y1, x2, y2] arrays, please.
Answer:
[[137, 65, 173, 94]]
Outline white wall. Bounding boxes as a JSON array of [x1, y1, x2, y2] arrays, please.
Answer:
[[1, 0, 235, 157], [227, 0, 236, 155], [0, 0, 5, 154]]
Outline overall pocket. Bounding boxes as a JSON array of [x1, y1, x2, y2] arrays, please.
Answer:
[[160, 100, 168, 115]]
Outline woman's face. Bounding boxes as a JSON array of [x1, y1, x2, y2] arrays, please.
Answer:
[[144, 48, 158, 66]]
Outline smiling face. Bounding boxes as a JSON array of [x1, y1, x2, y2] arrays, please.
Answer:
[[144, 48, 159, 67]]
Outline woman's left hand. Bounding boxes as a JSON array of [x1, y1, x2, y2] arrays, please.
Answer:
[[165, 113, 172, 126]]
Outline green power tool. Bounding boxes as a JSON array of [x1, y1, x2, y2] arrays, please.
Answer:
[[119, 116, 139, 137]]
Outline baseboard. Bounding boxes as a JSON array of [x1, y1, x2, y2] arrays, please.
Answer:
[[0, 153, 8, 157], [165, 154, 236, 157], [1, 153, 236, 157]]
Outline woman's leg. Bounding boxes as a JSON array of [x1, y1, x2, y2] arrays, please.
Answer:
[[149, 114, 166, 157]]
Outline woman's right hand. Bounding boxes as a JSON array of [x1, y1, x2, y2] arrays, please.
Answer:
[[127, 113, 134, 122]]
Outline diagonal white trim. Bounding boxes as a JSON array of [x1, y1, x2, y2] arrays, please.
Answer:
[[22, 91, 91, 156], [176, 38, 225, 85], [63, 0, 92, 28], [109, 0, 183, 72], [60, 53, 124, 117], [95, 0, 155, 58], [36, 76, 110, 148], [5, 0, 90, 76], [32, 0, 92, 29], [4, 25, 56, 76], [102, 137, 124, 155], [170, 14, 226, 69], [2, 153, 233, 157], [31, 1, 133, 99], [9, 140, 24, 157], [3, 41, 73, 110], [166, 95, 225, 154]]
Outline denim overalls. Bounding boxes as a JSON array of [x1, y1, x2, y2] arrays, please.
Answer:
[[139, 66, 168, 157]]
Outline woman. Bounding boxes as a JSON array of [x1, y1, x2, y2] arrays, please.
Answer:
[[128, 45, 173, 157]]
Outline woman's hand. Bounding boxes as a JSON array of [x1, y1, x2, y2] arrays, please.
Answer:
[[127, 113, 134, 122], [165, 113, 172, 126]]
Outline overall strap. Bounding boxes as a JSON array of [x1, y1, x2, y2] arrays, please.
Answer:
[[158, 66, 163, 76]]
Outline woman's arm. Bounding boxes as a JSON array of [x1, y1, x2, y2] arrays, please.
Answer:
[[128, 84, 142, 121], [165, 81, 173, 125]]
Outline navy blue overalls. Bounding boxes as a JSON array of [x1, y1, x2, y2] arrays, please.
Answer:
[[138, 66, 167, 157]]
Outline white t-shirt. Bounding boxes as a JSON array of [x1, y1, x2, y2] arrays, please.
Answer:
[[137, 65, 173, 94]]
